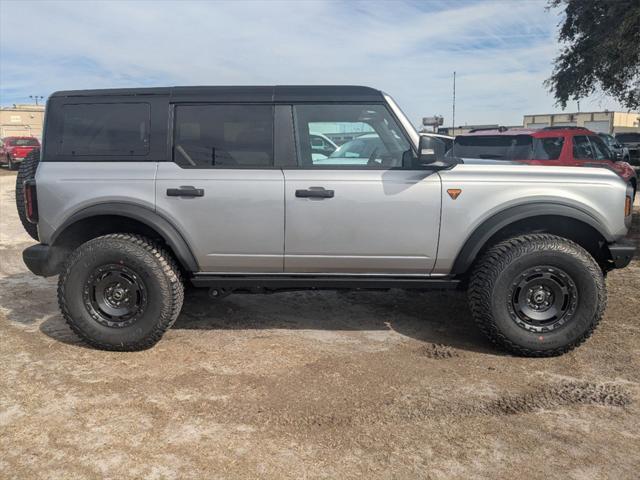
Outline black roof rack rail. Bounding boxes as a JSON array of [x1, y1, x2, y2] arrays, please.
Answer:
[[468, 126, 509, 133], [540, 126, 589, 131]]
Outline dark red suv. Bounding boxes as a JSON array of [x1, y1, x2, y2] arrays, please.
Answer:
[[452, 126, 637, 193]]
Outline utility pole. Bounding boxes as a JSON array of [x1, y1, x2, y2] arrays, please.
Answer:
[[452, 71, 456, 136], [29, 95, 44, 105]]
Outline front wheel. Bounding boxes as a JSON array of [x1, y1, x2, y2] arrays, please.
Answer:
[[58, 234, 184, 351], [469, 234, 606, 357]]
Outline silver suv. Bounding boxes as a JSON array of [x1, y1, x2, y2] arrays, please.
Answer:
[[19, 86, 636, 356]]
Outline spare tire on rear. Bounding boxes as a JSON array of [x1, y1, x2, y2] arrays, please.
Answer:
[[15, 148, 40, 241]]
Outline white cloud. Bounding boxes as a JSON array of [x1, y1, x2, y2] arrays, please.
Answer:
[[0, 0, 627, 126]]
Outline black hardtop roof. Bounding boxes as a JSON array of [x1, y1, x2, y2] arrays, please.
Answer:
[[50, 85, 385, 103]]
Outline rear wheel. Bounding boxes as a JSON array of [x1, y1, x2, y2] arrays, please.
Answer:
[[58, 234, 184, 351], [469, 234, 606, 357]]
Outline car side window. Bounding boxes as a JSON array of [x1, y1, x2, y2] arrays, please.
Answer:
[[588, 136, 612, 161], [60, 103, 150, 157], [173, 104, 274, 168], [533, 136, 564, 160], [572, 135, 594, 160], [293, 104, 411, 168]]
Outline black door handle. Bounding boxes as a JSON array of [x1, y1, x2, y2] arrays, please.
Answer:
[[166, 186, 205, 197], [295, 187, 334, 199]]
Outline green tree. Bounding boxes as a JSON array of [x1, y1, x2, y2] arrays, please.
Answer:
[[546, 0, 640, 109]]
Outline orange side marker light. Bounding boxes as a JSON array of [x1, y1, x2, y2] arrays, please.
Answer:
[[447, 188, 462, 200]]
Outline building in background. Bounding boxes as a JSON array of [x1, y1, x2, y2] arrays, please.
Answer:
[[0, 104, 45, 140], [523, 111, 639, 134]]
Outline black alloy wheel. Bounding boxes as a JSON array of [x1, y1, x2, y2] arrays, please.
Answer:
[[83, 264, 148, 328], [508, 265, 578, 333]]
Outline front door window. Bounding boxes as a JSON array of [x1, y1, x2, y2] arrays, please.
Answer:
[[293, 104, 412, 168]]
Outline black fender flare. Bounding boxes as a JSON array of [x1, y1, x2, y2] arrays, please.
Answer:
[[51, 202, 199, 272], [451, 202, 611, 275]]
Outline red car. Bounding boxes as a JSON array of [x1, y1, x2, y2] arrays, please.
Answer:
[[452, 126, 637, 194], [0, 136, 41, 170]]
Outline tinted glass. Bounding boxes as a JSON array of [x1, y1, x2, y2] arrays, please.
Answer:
[[173, 104, 273, 168], [60, 103, 150, 156], [616, 133, 640, 143], [599, 134, 615, 146], [309, 133, 336, 158], [453, 135, 532, 160], [532, 137, 564, 160], [294, 104, 411, 167], [12, 138, 39, 146], [588, 136, 613, 160], [573, 135, 594, 160]]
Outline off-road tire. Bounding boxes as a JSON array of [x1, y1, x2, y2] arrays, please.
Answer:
[[15, 149, 40, 241], [58, 234, 184, 351], [469, 234, 606, 357]]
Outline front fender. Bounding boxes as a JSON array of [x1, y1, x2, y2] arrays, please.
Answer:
[[449, 202, 611, 275]]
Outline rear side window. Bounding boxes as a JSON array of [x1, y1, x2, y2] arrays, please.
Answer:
[[60, 103, 150, 156], [532, 136, 564, 160], [173, 104, 273, 168]]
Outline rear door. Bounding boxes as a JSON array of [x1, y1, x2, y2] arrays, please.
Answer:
[[155, 104, 285, 273], [282, 103, 441, 274]]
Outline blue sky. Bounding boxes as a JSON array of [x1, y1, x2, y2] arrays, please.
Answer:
[[0, 0, 626, 127]]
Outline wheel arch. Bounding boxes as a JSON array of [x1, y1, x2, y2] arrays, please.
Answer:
[[50, 203, 199, 273], [451, 203, 612, 275]]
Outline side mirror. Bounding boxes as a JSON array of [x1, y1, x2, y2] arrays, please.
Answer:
[[414, 135, 452, 168]]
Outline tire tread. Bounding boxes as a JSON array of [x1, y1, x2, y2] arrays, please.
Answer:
[[15, 149, 40, 241], [468, 233, 606, 357], [57, 233, 184, 351]]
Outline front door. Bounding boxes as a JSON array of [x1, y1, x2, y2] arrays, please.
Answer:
[[156, 103, 284, 273], [283, 104, 441, 274]]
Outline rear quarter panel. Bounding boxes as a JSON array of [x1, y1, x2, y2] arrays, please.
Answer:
[[35, 162, 158, 244], [433, 163, 629, 274]]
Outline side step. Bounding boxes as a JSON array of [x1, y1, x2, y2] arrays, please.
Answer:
[[191, 274, 460, 291]]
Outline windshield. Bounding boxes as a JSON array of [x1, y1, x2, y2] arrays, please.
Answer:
[[615, 133, 640, 143], [452, 135, 564, 160], [11, 138, 39, 146]]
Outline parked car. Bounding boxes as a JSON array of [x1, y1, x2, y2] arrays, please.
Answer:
[[451, 126, 637, 195], [309, 132, 337, 160], [615, 132, 640, 166], [598, 133, 630, 163], [20, 86, 635, 356], [315, 133, 394, 166], [0, 136, 40, 170]]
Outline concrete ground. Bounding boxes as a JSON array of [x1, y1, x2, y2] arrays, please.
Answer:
[[1, 167, 639, 479]]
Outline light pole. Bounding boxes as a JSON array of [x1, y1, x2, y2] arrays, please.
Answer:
[[29, 95, 44, 105]]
